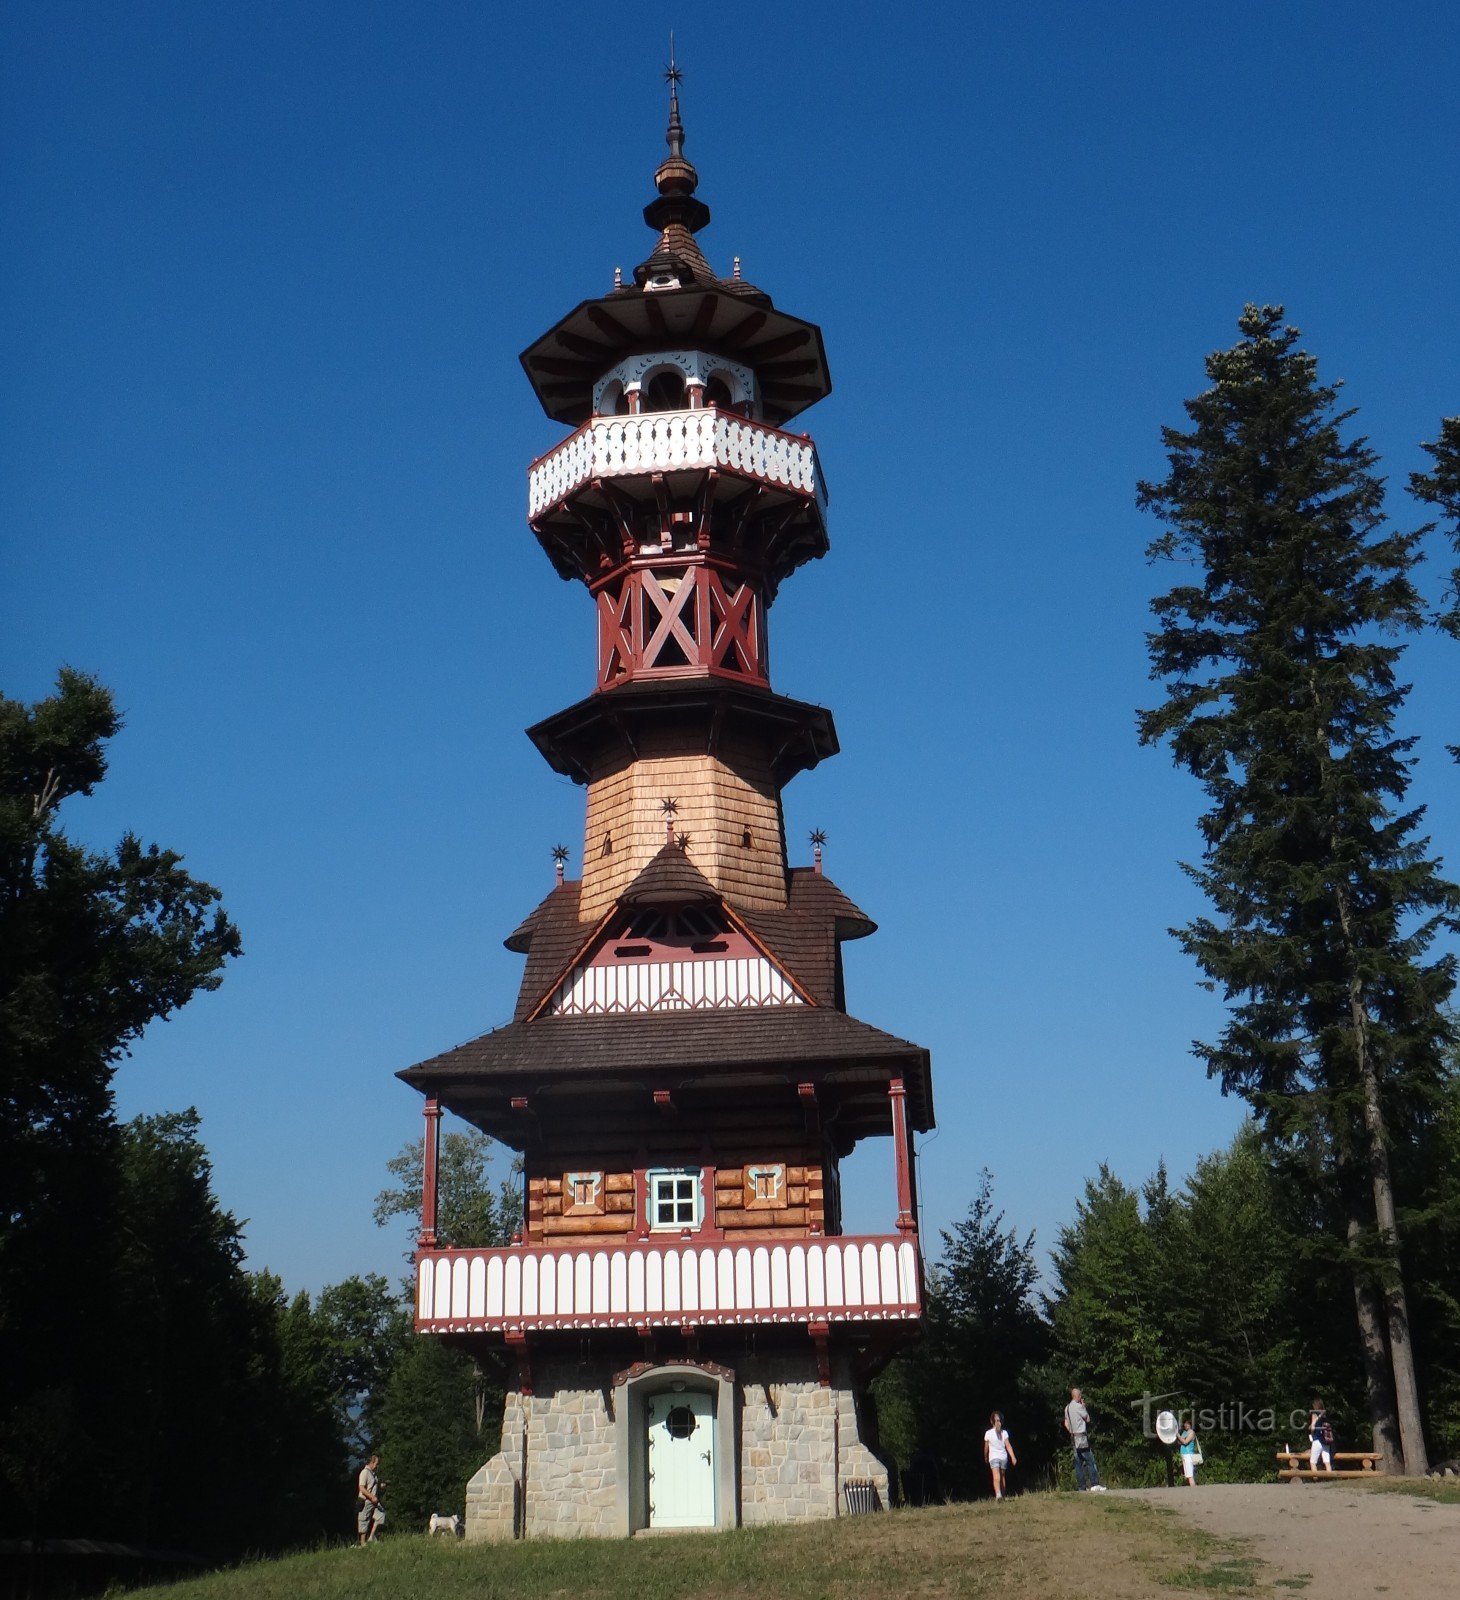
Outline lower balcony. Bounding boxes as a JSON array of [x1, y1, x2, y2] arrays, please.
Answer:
[[415, 1233, 922, 1336]]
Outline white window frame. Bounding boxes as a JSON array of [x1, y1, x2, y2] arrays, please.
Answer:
[[646, 1166, 703, 1233]]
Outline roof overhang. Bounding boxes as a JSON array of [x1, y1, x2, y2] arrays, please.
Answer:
[[527, 678, 838, 788], [519, 286, 832, 427]]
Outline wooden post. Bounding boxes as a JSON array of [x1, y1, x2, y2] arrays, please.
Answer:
[[888, 1078, 916, 1233], [420, 1096, 443, 1248]]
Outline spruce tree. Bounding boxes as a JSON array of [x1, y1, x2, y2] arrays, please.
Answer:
[[1410, 416, 1460, 737], [1138, 305, 1459, 1473]]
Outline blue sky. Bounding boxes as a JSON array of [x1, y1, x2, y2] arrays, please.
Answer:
[[5, 1, 1458, 1294]]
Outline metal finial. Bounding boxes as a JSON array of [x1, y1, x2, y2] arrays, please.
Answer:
[[676, 831, 692, 853], [660, 797, 679, 817], [810, 829, 826, 873], [552, 843, 570, 884], [613, 265, 623, 290], [732, 256, 742, 281], [664, 34, 685, 159]]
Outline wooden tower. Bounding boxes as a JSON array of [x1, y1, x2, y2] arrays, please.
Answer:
[[400, 70, 934, 1538]]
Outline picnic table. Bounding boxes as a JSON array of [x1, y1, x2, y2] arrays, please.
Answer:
[[1276, 1449, 1384, 1481]]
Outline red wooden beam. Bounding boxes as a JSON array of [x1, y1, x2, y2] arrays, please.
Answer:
[[888, 1078, 916, 1233], [419, 1096, 443, 1248]]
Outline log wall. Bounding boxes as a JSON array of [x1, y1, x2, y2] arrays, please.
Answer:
[[525, 1131, 837, 1245]]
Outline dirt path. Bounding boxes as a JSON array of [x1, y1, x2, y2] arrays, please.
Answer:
[[1121, 1483, 1460, 1597]]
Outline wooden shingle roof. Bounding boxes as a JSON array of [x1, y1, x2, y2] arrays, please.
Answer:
[[398, 1005, 933, 1138]]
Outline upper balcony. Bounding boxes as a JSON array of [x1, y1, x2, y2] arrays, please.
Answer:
[[415, 1233, 921, 1337], [528, 408, 828, 526]]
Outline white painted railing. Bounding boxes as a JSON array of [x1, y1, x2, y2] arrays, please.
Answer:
[[416, 1234, 921, 1334], [528, 409, 828, 521], [545, 956, 804, 1017]]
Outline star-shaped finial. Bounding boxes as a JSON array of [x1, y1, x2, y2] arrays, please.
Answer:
[[676, 832, 692, 852], [809, 829, 827, 849], [665, 32, 682, 87], [551, 844, 570, 865], [660, 797, 679, 818]]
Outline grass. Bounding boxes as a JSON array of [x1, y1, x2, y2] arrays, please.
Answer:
[[113, 1495, 1276, 1600], [1367, 1475, 1460, 1506]]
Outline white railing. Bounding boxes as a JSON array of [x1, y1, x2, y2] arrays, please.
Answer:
[[416, 1233, 920, 1334], [545, 956, 805, 1017], [528, 409, 828, 521]]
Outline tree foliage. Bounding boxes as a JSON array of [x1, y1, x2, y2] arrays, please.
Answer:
[[875, 1171, 1050, 1500], [1137, 305, 1459, 1471], [1409, 414, 1460, 645], [374, 1126, 523, 1251], [1, 670, 241, 1234]]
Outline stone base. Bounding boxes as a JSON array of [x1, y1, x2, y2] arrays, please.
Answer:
[[464, 1346, 888, 1540]]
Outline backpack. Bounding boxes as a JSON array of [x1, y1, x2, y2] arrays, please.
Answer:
[[1320, 1420, 1334, 1447]]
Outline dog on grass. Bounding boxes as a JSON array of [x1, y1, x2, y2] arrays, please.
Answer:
[[427, 1512, 462, 1538]]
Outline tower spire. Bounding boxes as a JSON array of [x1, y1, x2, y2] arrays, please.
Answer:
[[643, 47, 709, 238], [665, 34, 685, 162]]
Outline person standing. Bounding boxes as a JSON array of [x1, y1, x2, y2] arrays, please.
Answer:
[[1176, 1419, 1201, 1486], [1063, 1387, 1106, 1492], [357, 1453, 383, 1544], [983, 1411, 1018, 1501], [1308, 1400, 1334, 1472]]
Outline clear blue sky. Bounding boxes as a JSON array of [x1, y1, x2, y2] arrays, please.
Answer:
[[5, 1, 1458, 1294]]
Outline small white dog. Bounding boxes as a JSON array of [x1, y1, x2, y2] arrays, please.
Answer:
[[427, 1512, 462, 1538]]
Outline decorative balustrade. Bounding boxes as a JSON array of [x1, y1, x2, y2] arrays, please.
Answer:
[[416, 1233, 920, 1335], [528, 409, 828, 521]]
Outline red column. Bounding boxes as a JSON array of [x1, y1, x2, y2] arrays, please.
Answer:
[[889, 1078, 916, 1234], [419, 1097, 443, 1249]]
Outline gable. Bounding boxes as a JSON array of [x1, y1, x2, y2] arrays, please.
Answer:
[[541, 902, 806, 1017]]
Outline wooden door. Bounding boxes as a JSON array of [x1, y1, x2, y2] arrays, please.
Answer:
[[646, 1391, 716, 1528]]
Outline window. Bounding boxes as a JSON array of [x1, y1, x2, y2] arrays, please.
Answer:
[[647, 1167, 702, 1231]]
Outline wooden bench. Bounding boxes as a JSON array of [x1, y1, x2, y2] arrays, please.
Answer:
[[1276, 1450, 1384, 1481]]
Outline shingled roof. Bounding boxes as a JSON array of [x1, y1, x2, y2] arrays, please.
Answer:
[[398, 1005, 933, 1135], [620, 840, 718, 906]]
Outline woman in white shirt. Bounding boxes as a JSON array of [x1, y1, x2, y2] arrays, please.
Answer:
[[983, 1410, 1018, 1501]]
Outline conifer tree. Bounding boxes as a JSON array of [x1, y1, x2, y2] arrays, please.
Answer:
[[1410, 416, 1460, 752], [1138, 306, 1459, 1473]]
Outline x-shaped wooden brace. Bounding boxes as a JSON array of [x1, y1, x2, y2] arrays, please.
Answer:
[[640, 569, 700, 668], [707, 572, 761, 676], [597, 583, 636, 684]]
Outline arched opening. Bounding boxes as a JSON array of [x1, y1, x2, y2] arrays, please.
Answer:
[[703, 375, 733, 411], [642, 369, 687, 413], [614, 1363, 736, 1534], [599, 379, 630, 417]]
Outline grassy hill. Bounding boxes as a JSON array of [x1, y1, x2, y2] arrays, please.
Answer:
[[116, 1495, 1276, 1600]]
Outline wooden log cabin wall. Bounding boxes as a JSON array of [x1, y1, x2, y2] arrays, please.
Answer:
[[526, 1130, 840, 1244]]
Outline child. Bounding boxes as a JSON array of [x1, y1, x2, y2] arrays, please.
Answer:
[[983, 1411, 1018, 1501]]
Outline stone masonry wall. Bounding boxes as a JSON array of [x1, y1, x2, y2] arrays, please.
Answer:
[[737, 1350, 890, 1523], [465, 1364, 618, 1541], [463, 1347, 890, 1540]]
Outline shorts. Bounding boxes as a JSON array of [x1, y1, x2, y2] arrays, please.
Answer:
[[988, 1455, 1008, 1470], [357, 1500, 377, 1534], [1181, 1453, 1197, 1480]]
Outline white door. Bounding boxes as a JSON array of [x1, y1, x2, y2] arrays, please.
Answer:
[[646, 1391, 716, 1528]]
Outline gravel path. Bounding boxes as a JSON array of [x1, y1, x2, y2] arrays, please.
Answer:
[[1120, 1483, 1460, 1597]]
